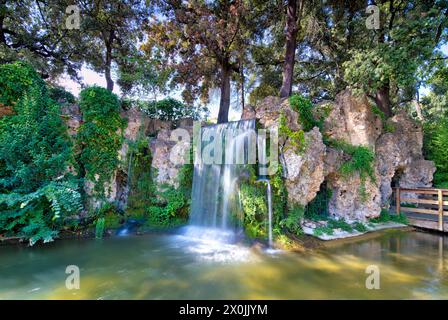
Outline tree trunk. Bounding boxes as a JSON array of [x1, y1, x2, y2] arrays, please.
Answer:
[[105, 46, 114, 92], [240, 63, 245, 110], [217, 62, 231, 123], [104, 31, 114, 92], [279, 0, 300, 98], [0, 2, 6, 44], [374, 84, 392, 118], [414, 100, 423, 121]]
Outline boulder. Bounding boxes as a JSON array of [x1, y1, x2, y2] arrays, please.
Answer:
[[320, 89, 383, 148], [242, 96, 301, 132], [375, 112, 436, 205], [150, 126, 192, 188], [283, 128, 326, 206]]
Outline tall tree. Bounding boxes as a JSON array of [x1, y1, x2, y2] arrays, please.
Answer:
[[342, 0, 447, 116], [75, 0, 148, 92], [145, 0, 267, 123], [279, 0, 304, 98], [0, 0, 83, 80]]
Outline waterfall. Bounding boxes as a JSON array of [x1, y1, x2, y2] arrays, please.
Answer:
[[266, 180, 273, 247], [189, 120, 256, 234]]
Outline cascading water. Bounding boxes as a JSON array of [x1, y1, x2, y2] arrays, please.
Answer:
[[183, 118, 275, 254], [189, 120, 256, 228]]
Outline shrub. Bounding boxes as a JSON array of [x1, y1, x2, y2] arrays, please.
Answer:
[[424, 120, 448, 187], [48, 86, 76, 105], [240, 165, 288, 239], [0, 63, 81, 245], [279, 205, 304, 236], [313, 226, 334, 237], [353, 222, 368, 232], [370, 209, 408, 224], [279, 112, 306, 153], [289, 94, 322, 132], [328, 139, 376, 201], [77, 86, 127, 197]]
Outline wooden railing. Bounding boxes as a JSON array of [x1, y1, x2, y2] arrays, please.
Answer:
[[394, 187, 448, 232]]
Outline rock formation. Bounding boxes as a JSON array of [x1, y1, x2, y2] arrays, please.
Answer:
[[242, 89, 436, 221]]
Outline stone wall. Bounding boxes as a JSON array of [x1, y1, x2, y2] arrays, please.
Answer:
[[61, 104, 191, 209]]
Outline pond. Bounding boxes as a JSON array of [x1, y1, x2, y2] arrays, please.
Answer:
[[0, 228, 447, 299]]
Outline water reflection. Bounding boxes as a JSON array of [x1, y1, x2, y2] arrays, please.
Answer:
[[0, 229, 446, 299]]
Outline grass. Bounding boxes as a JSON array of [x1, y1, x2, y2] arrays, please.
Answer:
[[313, 226, 334, 237], [370, 209, 408, 224]]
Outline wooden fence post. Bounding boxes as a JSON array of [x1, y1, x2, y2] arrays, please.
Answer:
[[396, 188, 401, 215], [438, 189, 443, 232]]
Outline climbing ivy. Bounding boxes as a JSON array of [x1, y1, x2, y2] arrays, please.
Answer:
[[0, 63, 81, 245], [77, 86, 127, 197]]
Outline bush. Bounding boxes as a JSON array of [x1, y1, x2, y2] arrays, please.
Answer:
[[370, 209, 408, 224], [0, 63, 81, 245], [424, 120, 448, 187], [77, 86, 127, 197], [240, 165, 289, 239], [279, 205, 304, 236], [328, 139, 376, 201], [48, 86, 76, 105], [289, 94, 322, 132]]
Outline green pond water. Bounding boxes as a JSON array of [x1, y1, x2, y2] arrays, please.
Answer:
[[0, 228, 447, 299]]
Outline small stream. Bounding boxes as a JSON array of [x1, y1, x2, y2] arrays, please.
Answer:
[[0, 229, 447, 299]]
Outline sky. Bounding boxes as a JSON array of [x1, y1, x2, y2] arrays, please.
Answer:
[[57, 44, 448, 122]]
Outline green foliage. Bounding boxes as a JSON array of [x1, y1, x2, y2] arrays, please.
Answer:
[[371, 105, 386, 122], [279, 205, 304, 236], [353, 222, 368, 232], [279, 112, 306, 153], [240, 165, 289, 239], [48, 86, 76, 105], [146, 183, 189, 227], [0, 63, 81, 245], [313, 226, 334, 237], [0, 62, 45, 107], [249, 83, 279, 106], [424, 120, 448, 187], [77, 86, 127, 197], [95, 218, 106, 239], [126, 136, 192, 227], [123, 98, 208, 121], [327, 219, 353, 232], [371, 209, 408, 225], [126, 137, 156, 216], [328, 139, 376, 201], [305, 184, 332, 218], [89, 202, 123, 229], [289, 94, 322, 132], [371, 104, 395, 132]]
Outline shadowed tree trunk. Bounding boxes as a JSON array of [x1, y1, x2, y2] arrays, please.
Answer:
[[104, 30, 115, 92], [279, 0, 302, 98], [374, 84, 392, 117], [218, 61, 231, 123]]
